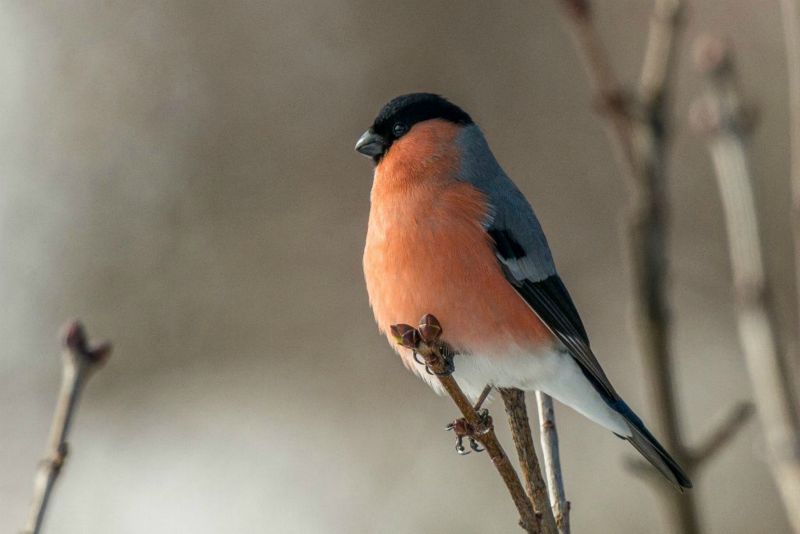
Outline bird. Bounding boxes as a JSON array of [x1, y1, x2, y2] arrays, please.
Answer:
[[356, 92, 691, 490]]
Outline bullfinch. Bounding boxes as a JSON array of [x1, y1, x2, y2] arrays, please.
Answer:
[[356, 93, 691, 489]]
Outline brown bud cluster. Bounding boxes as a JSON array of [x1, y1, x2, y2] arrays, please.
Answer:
[[390, 323, 420, 349], [418, 314, 442, 344]]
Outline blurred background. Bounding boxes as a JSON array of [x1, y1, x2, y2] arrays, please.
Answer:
[[0, 1, 796, 532]]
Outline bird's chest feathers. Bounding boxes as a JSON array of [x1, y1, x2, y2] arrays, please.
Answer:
[[363, 168, 495, 334], [367, 179, 489, 265]]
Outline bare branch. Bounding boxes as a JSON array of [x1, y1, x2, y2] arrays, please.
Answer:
[[554, 1, 704, 532], [781, 0, 800, 332], [639, 0, 685, 111], [535, 392, 570, 534], [628, 401, 754, 480], [690, 402, 754, 467], [500, 389, 559, 534], [474, 384, 493, 411], [22, 322, 111, 534], [391, 317, 546, 533], [627, 402, 753, 484], [691, 35, 800, 533], [554, 0, 636, 175]]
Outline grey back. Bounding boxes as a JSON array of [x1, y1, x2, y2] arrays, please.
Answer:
[[455, 124, 556, 283]]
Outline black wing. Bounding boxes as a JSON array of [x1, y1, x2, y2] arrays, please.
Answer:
[[488, 227, 620, 403]]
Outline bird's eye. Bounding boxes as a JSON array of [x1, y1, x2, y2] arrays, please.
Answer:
[[392, 122, 408, 137]]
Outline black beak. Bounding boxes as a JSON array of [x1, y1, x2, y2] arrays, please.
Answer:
[[355, 129, 387, 158]]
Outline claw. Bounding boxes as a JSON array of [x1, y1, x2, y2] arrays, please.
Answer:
[[419, 351, 453, 376], [427, 350, 454, 376], [455, 436, 470, 455], [446, 418, 483, 455]]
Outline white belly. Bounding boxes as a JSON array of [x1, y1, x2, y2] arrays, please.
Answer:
[[412, 348, 630, 437]]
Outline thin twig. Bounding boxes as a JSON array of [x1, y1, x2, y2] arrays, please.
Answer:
[[692, 36, 800, 533], [535, 392, 570, 534], [500, 389, 559, 534], [474, 384, 493, 411], [391, 317, 543, 533], [690, 402, 754, 467], [781, 0, 800, 336], [627, 0, 685, 467], [23, 322, 111, 534], [639, 0, 685, 111], [554, 0, 636, 175], [628, 401, 754, 476], [554, 0, 688, 463]]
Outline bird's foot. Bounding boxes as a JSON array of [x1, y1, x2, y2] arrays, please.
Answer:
[[445, 409, 492, 455], [412, 349, 454, 376], [390, 314, 493, 456]]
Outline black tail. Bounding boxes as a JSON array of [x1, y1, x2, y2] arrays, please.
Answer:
[[615, 400, 692, 490]]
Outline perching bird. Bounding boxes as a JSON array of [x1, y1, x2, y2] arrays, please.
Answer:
[[357, 93, 691, 489]]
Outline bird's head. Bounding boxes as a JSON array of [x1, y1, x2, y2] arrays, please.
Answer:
[[355, 93, 473, 165]]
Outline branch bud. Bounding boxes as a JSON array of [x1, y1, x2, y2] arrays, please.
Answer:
[[390, 323, 420, 349], [418, 314, 443, 344]]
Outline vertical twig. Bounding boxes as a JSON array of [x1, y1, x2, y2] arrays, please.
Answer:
[[625, 6, 703, 532], [554, 0, 637, 175], [781, 0, 800, 332], [391, 317, 546, 533], [535, 392, 570, 534], [628, 0, 685, 462], [691, 36, 800, 533], [23, 322, 111, 534], [554, 2, 701, 531], [500, 389, 559, 534]]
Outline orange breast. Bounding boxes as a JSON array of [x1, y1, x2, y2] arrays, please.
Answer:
[[362, 120, 552, 360]]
